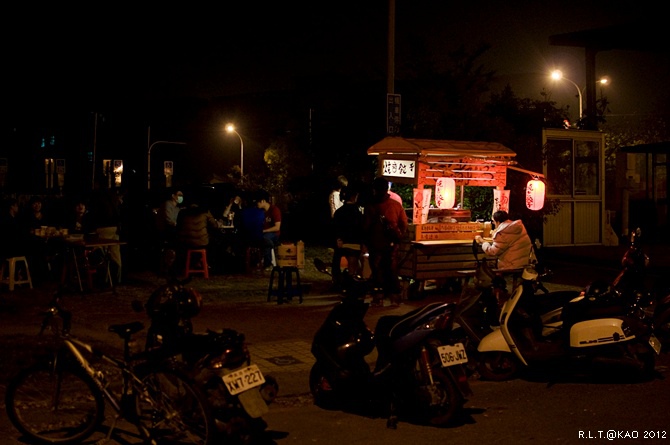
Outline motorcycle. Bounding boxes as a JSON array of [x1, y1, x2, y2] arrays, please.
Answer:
[[135, 279, 279, 444], [309, 266, 472, 428], [563, 228, 670, 353], [477, 267, 662, 381], [452, 240, 579, 376], [609, 228, 670, 351]]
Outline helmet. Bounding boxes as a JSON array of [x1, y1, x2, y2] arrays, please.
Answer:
[[146, 284, 202, 321]]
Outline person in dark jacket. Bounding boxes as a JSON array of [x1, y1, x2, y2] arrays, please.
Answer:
[[0, 198, 27, 259], [362, 177, 408, 306], [331, 185, 363, 288], [21, 196, 51, 230], [175, 204, 219, 273]]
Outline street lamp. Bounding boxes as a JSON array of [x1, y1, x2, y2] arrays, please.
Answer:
[[551, 70, 583, 119], [225, 124, 244, 178], [550, 70, 609, 120]]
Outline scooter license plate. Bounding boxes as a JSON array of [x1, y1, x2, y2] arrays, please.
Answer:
[[649, 334, 662, 355], [222, 364, 266, 396], [438, 343, 468, 367]]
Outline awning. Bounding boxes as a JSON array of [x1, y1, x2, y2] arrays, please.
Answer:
[[367, 136, 516, 158]]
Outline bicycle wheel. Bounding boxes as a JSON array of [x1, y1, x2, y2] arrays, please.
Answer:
[[5, 362, 105, 444], [136, 368, 212, 445]]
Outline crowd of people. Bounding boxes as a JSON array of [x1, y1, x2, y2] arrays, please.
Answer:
[[0, 187, 125, 286], [1, 176, 534, 303], [154, 187, 283, 276], [0, 185, 286, 288]]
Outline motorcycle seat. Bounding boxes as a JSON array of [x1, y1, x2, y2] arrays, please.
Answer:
[[378, 302, 449, 342], [525, 290, 581, 315], [561, 299, 627, 330]]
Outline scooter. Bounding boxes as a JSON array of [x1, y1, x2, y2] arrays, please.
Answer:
[[136, 279, 279, 444], [477, 268, 662, 381], [451, 241, 579, 375], [309, 270, 472, 428]]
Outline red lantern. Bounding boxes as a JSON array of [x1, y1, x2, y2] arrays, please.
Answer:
[[526, 178, 545, 210], [435, 177, 455, 209]]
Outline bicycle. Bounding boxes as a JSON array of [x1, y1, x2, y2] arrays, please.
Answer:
[[4, 292, 213, 445]]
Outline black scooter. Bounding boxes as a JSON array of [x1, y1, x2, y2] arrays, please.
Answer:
[[309, 261, 472, 428]]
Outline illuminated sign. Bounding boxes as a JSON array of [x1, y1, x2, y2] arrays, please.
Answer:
[[382, 159, 416, 179]]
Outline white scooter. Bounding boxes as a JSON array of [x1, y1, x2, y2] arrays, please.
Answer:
[[477, 268, 662, 381]]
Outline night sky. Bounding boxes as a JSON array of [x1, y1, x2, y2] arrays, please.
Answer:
[[3, 1, 668, 190], [6, 2, 667, 114]]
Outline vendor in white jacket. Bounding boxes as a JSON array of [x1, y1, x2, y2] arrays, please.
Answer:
[[475, 210, 533, 270]]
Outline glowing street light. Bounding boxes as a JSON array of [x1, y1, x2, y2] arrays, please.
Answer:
[[551, 70, 583, 118], [225, 123, 244, 178], [550, 70, 609, 120]]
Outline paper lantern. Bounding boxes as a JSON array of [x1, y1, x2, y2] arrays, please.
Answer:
[[435, 177, 456, 209], [526, 178, 545, 210]]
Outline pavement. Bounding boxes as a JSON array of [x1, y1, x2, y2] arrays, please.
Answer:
[[1, 240, 667, 401]]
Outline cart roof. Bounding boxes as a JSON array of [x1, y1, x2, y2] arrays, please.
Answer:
[[367, 137, 516, 158]]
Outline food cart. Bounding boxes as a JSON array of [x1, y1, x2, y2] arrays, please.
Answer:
[[367, 136, 518, 296]]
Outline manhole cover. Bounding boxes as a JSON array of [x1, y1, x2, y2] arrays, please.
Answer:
[[266, 355, 302, 366]]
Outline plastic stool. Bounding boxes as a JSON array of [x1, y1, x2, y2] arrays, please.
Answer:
[[267, 266, 302, 304], [184, 249, 209, 279], [0, 256, 33, 291]]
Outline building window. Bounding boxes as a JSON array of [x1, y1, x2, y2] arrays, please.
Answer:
[[545, 138, 573, 196], [574, 140, 599, 196], [545, 137, 600, 197]]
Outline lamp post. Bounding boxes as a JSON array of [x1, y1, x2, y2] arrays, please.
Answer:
[[225, 124, 244, 178], [550, 70, 609, 120], [551, 70, 583, 119]]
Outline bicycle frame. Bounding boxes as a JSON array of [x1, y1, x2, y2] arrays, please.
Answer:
[[58, 333, 143, 417], [7, 295, 213, 445]]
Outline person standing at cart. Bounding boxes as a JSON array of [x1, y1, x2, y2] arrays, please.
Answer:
[[331, 185, 363, 289], [328, 175, 348, 218], [362, 177, 408, 306]]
